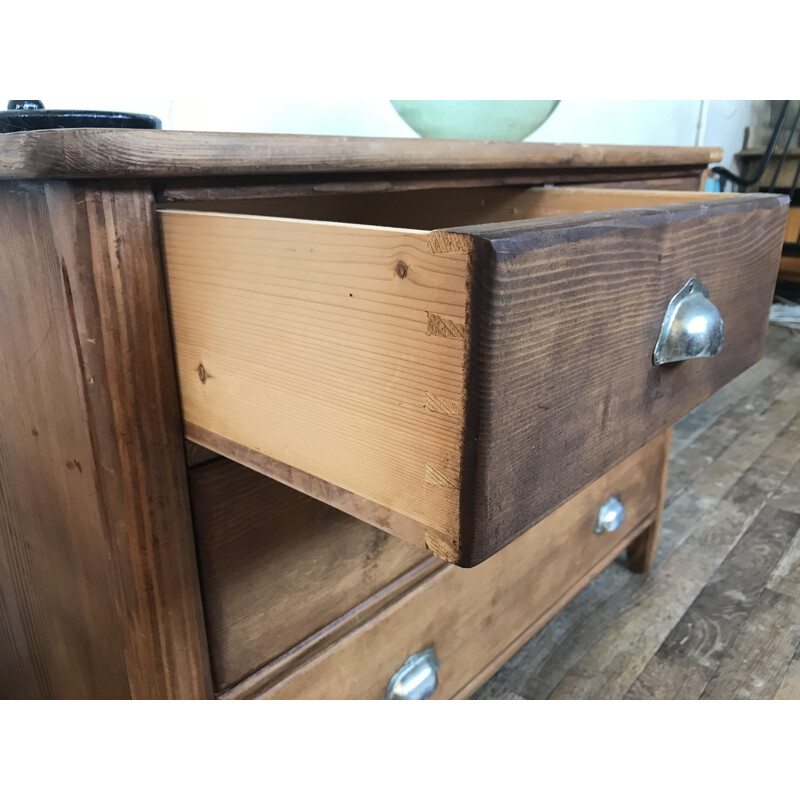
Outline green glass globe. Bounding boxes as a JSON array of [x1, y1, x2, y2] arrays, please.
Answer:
[[391, 100, 559, 141]]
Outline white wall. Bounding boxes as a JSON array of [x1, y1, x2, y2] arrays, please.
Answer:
[[703, 100, 772, 168], [7, 97, 767, 169], [530, 100, 769, 170]]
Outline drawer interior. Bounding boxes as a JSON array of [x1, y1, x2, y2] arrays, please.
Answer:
[[159, 187, 786, 566], [189, 456, 437, 692], [160, 184, 716, 230]]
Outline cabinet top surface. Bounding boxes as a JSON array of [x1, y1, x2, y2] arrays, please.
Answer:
[[0, 128, 723, 181]]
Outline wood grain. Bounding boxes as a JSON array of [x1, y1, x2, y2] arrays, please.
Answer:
[[222, 557, 442, 699], [474, 327, 800, 700], [767, 526, 800, 600], [627, 428, 672, 572], [161, 192, 787, 566], [774, 648, 800, 699], [160, 186, 721, 231], [0, 180, 210, 699], [553, 398, 799, 701], [636, 505, 799, 679], [183, 424, 431, 550], [251, 434, 667, 699], [0, 129, 723, 180], [626, 505, 800, 702], [157, 169, 709, 203], [547, 540, 725, 700], [701, 588, 800, 700], [454, 194, 788, 564], [189, 457, 435, 691], [160, 210, 471, 549]]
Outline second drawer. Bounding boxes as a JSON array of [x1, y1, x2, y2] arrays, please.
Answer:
[[226, 430, 670, 700]]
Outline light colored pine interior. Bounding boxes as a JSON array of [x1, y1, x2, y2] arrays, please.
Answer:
[[160, 211, 473, 546], [158, 187, 726, 551]]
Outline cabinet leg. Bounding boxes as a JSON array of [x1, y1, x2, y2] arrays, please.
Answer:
[[626, 426, 672, 574], [626, 522, 660, 573]]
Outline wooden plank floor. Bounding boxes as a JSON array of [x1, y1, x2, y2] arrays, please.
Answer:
[[472, 324, 800, 700]]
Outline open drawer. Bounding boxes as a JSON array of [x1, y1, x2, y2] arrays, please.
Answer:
[[158, 186, 787, 566]]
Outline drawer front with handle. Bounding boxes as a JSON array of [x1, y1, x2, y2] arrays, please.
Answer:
[[160, 188, 787, 567], [247, 432, 669, 700]]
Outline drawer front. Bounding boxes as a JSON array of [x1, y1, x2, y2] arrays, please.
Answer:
[[189, 459, 433, 692], [251, 432, 669, 700], [160, 190, 787, 567], [454, 194, 787, 565]]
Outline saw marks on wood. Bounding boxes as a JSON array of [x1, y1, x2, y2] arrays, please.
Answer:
[[473, 324, 800, 700]]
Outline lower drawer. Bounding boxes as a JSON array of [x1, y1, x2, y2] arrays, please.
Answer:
[[232, 430, 670, 699]]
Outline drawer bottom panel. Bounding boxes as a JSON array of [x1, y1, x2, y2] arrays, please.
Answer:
[[235, 431, 670, 700]]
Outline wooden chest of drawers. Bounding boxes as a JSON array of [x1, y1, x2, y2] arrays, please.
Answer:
[[0, 130, 786, 698]]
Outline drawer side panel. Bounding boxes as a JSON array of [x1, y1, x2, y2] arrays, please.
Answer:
[[160, 211, 472, 541]]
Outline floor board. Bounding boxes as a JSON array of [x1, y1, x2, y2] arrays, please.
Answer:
[[473, 324, 800, 700]]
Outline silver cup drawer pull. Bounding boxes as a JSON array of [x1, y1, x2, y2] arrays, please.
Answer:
[[385, 648, 440, 700], [595, 495, 626, 534], [653, 277, 724, 366]]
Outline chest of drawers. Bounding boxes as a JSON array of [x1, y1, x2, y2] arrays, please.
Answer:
[[0, 130, 786, 698]]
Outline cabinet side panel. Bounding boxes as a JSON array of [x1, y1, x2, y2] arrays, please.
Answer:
[[0, 180, 211, 698], [0, 182, 129, 697]]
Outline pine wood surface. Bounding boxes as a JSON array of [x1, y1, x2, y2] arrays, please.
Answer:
[[0, 142, 737, 699], [626, 435, 671, 574], [189, 457, 435, 691], [160, 210, 471, 551], [157, 171, 706, 204], [159, 186, 722, 230], [160, 191, 787, 566], [473, 324, 800, 700], [0, 129, 723, 180], [244, 433, 668, 699], [0, 180, 210, 699]]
